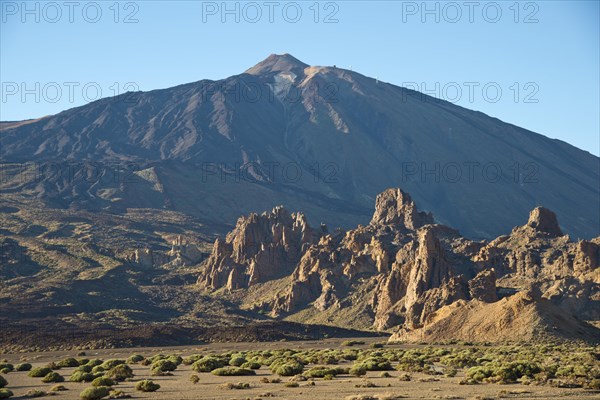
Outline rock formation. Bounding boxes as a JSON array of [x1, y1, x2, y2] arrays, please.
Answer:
[[197, 206, 320, 291], [130, 235, 204, 268], [197, 188, 600, 342]]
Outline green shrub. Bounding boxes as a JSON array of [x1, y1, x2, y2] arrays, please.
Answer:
[[77, 359, 90, 366], [104, 365, 133, 382], [77, 365, 93, 373], [135, 380, 160, 392], [167, 355, 183, 366], [91, 377, 115, 387], [211, 367, 256, 376], [90, 366, 104, 374], [100, 360, 124, 370], [70, 371, 95, 383], [270, 360, 304, 377], [349, 364, 367, 377], [0, 389, 11, 399], [229, 355, 246, 367], [221, 382, 250, 389], [42, 371, 65, 383], [0, 365, 13, 373], [50, 385, 67, 391], [57, 358, 79, 368], [342, 340, 365, 347], [493, 361, 541, 383], [241, 361, 261, 370], [79, 386, 110, 400], [191, 357, 229, 373], [0, 376, 6, 388], [150, 359, 177, 373], [190, 374, 200, 384], [126, 355, 144, 364], [353, 357, 392, 371], [28, 367, 52, 378], [303, 366, 348, 378], [15, 363, 32, 372], [284, 382, 299, 388], [440, 352, 478, 368], [85, 360, 103, 368], [466, 366, 493, 382], [183, 355, 203, 365]]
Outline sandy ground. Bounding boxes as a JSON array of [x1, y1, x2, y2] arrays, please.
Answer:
[[1, 338, 598, 400]]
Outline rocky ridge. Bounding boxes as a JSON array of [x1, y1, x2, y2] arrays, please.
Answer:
[[197, 188, 600, 342]]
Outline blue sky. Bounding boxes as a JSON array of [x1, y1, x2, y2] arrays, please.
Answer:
[[1, 0, 598, 155]]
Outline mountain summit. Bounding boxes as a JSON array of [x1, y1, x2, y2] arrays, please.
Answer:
[[1, 54, 598, 239], [245, 53, 309, 75]]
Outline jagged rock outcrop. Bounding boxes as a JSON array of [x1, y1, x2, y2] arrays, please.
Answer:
[[129, 235, 203, 268], [469, 269, 498, 303], [197, 187, 600, 342], [370, 188, 434, 229], [474, 208, 599, 279], [526, 207, 563, 237], [197, 206, 320, 291]]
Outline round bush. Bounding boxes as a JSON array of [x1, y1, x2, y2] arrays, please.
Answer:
[[100, 360, 124, 370], [270, 360, 304, 377], [90, 366, 104, 374], [349, 364, 367, 376], [0, 389, 12, 399], [70, 371, 95, 383], [0, 376, 6, 388], [150, 359, 177, 373], [303, 366, 347, 378], [191, 357, 229, 373], [42, 371, 65, 383], [57, 358, 79, 368], [229, 355, 246, 367], [105, 364, 133, 381], [241, 361, 261, 370], [28, 367, 52, 378], [91, 377, 115, 387], [79, 386, 110, 400], [126, 355, 144, 364], [166, 355, 183, 366], [0, 365, 13, 373], [15, 363, 32, 372], [211, 367, 256, 376], [135, 380, 160, 392], [85, 360, 103, 368]]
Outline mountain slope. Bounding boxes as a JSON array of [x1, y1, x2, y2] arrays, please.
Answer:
[[1, 53, 598, 239]]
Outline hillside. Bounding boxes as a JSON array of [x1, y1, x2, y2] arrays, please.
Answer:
[[1, 54, 598, 240]]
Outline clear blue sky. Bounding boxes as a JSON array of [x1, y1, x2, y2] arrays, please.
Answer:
[[1, 0, 598, 155]]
